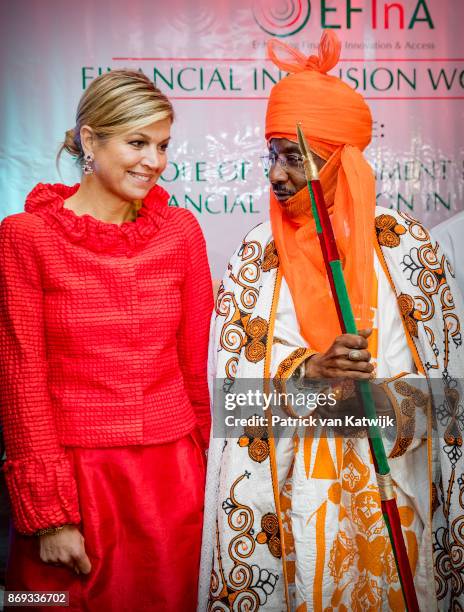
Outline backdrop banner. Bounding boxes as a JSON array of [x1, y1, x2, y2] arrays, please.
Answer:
[[1, 0, 463, 276]]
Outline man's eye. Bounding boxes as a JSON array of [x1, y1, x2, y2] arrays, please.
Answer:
[[286, 155, 302, 166]]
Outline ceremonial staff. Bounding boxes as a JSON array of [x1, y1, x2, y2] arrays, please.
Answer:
[[296, 124, 419, 612]]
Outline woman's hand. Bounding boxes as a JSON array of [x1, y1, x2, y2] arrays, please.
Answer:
[[39, 525, 92, 575], [305, 329, 374, 380]]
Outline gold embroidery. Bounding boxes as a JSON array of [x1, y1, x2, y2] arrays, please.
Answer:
[[375, 214, 406, 248], [385, 378, 430, 459], [262, 240, 279, 272], [275, 347, 312, 381], [397, 293, 422, 338], [256, 513, 282, 559], [249, 438, 269, 463], [217, 238, 265, 380], [244, 316, 268, 363], [238, 421, 270, 463], [431, 482, 440, 516]]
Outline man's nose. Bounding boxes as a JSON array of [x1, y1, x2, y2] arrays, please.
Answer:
[[269, 160, 288, 183]]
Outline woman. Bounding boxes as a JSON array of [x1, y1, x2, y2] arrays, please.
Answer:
[[0, 70, 213, 610]]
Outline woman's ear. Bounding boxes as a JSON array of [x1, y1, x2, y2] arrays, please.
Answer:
[[80, 125, 96, 157]]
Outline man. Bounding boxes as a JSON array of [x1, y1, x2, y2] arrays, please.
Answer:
[[199, 30, 464, 611]]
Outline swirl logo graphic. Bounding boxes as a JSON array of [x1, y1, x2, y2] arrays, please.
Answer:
[[253, 0, 311, 38]]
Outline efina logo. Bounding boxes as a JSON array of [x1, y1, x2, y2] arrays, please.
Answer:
[[253, 0, 311, 37], [253, 0, 435, 35]]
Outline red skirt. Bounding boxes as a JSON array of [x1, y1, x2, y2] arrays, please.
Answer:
[[7, 431, 206, 611]]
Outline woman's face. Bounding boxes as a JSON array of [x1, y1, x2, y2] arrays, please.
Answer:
[[87, 118, 171, 202]]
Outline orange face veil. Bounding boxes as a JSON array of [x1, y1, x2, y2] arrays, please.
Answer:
[[265, 30, 376, 352]]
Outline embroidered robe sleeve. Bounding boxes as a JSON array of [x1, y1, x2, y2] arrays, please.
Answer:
[[376, 253, 431, 459], [0, 215, 81, 534], [177, 211, 213, 448]]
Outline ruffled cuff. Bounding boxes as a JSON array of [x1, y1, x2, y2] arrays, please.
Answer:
[[3, 453, 81, 535]]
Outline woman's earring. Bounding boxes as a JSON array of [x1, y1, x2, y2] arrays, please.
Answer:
[[82, 153, 94, 175]]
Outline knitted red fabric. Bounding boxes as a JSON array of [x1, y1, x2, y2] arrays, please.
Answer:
[[0, 183, 213, 534]]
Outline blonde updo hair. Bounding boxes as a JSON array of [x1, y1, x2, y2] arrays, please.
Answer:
[[58, 69, 174, 164]]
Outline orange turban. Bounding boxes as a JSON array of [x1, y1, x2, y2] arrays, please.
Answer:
[[265, 30, 376, 352]]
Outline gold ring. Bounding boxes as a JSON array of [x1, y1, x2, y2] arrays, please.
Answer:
[[348, 349, 363, 361]]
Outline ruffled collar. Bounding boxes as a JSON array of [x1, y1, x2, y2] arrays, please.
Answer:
[[25, 183, 170, 256]]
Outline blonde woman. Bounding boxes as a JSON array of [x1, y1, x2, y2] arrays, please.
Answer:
[[0, 70, 212, 610]]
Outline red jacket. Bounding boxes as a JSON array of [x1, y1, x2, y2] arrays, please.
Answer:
[[0, 183, 213, 534]]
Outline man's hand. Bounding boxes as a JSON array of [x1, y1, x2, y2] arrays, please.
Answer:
[[39, 525, 92, 575], [305, 329, 374, 380]]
